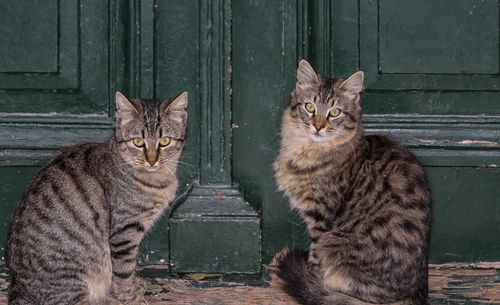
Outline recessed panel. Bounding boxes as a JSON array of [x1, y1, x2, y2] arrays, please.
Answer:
[[0, 0, 107, 113], [0, 1, 58, 73], [379, 0, 498, 74], [0, 0, 79, 90], [0, 167, 40, 259], [427, 167, 500, 262]]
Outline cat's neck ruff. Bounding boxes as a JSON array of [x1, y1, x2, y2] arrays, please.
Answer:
[[278, 109, 363, 169]]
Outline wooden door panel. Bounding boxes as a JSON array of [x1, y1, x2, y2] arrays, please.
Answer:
[[361, 0, 500, 92], [0, 0, 107, 112], [379, 0, 498, 74], [362, 91, 500, 115], [0, 1, 58, 73], [0, 167, 39, 254], [428, 167, 500, 262]]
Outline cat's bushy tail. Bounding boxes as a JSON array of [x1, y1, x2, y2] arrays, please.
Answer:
[[276, 249, 328, 305], [276, 249, 422, 305]]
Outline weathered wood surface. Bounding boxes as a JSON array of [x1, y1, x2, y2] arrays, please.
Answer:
[[0, 264, 499, 304]]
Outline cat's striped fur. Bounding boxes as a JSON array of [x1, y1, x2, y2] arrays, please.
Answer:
[[274, 60, 432, 305], [7, 91, 188, 305]]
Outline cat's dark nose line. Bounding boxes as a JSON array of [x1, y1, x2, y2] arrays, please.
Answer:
[[314, 124, 324, 131], [146, 156, 157, 166]]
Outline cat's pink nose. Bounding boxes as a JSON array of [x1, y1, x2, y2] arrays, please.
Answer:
[[314, 123, 324, 131], [146, 153, 158, 166]]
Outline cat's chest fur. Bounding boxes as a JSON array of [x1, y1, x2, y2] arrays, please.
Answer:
[[107, 165, 178, 230], [274, 138, 358, 215]]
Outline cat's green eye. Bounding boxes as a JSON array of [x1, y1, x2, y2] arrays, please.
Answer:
[[329, 108, 341, 117], [305, 103, 316, 113], [159, 137, 171, 147], [133, 137, 145, 147]]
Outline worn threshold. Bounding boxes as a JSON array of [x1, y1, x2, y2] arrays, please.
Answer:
[[0, 263, 499, 304]]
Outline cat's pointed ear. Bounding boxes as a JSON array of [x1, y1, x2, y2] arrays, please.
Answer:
[[165, 91, 188, 113], [340, 71, 364, 94], [163, 91, 188, 136], [296, 59, 320, 87], [340, 71, 364, 102], [115, 91, 140, 126]]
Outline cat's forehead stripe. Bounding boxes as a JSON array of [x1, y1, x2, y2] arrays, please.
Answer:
[[318, 78, 339, 107], [140, 99, 162, 136]]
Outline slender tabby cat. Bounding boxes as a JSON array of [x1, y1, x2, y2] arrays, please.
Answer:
[[7, 91, 188, 305], [274, 60, 432, 305]]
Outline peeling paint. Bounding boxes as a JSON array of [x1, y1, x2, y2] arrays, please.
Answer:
[[457, 140, 499, 146], [417, 139, 438, 144]]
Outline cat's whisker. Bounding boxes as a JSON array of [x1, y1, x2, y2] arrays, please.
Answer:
[[109, 162, 136, 171], [162, 159, 195, 168], [178, 154, 197, 161], [160, 163, 177, 178], [349, 142, 356, 159], [163, 163, 189, 177]]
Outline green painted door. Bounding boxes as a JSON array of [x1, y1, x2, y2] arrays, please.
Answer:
[[232, 0, 500, 264], [1, 0, 499, 276]]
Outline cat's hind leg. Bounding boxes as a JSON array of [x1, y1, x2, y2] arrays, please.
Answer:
[[8, 297, 33, 305]]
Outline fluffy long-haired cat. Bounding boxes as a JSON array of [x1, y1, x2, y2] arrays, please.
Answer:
[[274, 60, 432, 305], [7, 91, 188, 305]]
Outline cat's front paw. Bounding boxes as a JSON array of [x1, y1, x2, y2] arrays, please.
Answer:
[[124, 277, 148, 305], [134, 277, 148, 295], [117, 277, 148, 305], [125, 286, 148, 305], [125, 295, 148, 305]]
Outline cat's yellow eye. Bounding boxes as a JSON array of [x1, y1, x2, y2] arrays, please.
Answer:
[[329, 108, 341, 117], [305, 103, 316, 113], [159, 137, 171, 147], [133, 137, 145, 147]]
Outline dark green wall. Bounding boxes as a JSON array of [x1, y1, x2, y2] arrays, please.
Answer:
[[1, 0, 499, 273]]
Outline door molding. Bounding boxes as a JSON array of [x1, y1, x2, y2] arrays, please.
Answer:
[[167, 0, 261, 274]]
